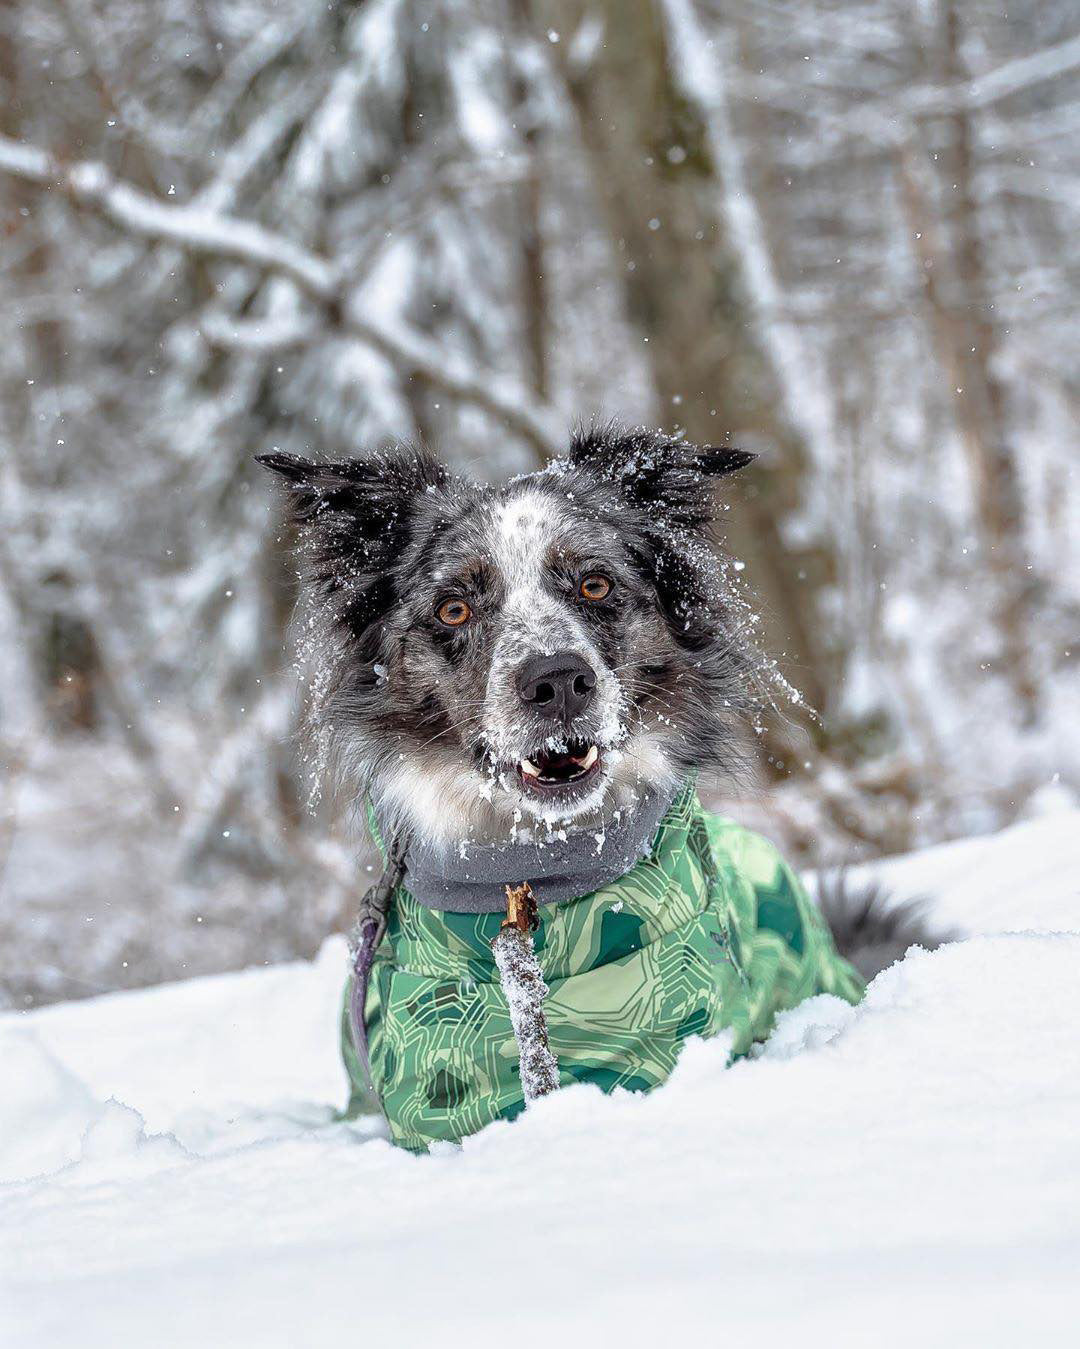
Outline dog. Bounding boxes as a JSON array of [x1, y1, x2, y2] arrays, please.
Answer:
[[259, 424, 937, 1151]]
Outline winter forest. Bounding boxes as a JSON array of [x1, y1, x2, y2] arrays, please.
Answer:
[[1, 0, 1077, 1009]]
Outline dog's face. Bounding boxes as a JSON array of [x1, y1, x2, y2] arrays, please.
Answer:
[[259, 426, 757, 848]]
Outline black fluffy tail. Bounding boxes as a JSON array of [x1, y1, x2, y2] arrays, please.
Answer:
[[815, 872, 954, 982]]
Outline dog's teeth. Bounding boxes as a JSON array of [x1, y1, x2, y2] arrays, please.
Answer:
[[520, 757, 540, 777], [580, 745, 598, 770]]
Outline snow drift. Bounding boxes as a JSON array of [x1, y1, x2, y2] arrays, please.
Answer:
[[2, 810, 1078, 1348]]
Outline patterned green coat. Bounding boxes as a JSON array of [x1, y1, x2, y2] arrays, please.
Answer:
[[342, 785, 864, 1152]]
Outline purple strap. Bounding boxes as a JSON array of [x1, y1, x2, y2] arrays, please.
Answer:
[[348, 917, 380, 1086], [347, 835, 406, 1092]]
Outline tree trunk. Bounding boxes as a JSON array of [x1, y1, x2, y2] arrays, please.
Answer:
[[899, 0, 1040, 723], [941, 0, 1039, 722]]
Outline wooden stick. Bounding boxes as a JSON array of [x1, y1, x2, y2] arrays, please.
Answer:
[[491, 882, 559, 1101]]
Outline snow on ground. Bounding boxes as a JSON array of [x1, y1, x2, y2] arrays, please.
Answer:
[[2, 813, 1078, 1348]]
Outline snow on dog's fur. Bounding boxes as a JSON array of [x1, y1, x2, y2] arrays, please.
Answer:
[[258, 424, 761, 851]]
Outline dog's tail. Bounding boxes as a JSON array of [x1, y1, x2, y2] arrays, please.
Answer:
[[814, 872, 954, 982]]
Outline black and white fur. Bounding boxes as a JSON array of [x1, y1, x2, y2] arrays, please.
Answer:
[[259, 424, 758, 848], [259, 423, 943, 977]]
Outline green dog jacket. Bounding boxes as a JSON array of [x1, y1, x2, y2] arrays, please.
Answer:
[[342, 784, 865, 1152]]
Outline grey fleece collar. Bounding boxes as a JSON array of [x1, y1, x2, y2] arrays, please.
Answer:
[[381, 783, 679, 913]]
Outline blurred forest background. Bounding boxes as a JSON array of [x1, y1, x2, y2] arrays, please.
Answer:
[[1, 0, 1077, 1008]]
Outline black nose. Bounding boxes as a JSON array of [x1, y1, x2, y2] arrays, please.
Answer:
[[517, 652, 597, 722]]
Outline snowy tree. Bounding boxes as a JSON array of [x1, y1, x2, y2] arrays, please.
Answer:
[[1, 0, 1077, 1006]]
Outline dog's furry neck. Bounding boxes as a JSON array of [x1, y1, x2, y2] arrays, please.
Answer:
[[374, 779, 682, 912]]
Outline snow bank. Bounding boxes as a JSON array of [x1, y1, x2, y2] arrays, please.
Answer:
[[853, 799, 1080, 937], [2, 814, 1078, 1347]]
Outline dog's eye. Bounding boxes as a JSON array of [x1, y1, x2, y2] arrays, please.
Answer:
[[436, 598, 472, 627], [579, 574, 612, 602]]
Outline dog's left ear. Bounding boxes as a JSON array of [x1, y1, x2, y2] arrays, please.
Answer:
[[566, 425, 755, 533]]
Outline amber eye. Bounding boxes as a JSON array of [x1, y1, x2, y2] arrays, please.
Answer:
[[436, 598, 472, 627], [580, 574, 612, 602]]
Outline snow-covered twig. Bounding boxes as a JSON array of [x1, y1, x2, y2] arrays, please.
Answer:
[[197, 308, 320, 354], [491, 883, 559, 1102], [190, 13, 313, 146], [192, 80, 325, 217]]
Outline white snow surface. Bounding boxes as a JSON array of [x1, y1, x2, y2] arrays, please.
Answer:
[[2, 812, 1079, 1347]]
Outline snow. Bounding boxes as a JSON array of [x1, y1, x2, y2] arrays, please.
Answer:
[[848, 795, 1080, 938], [2, 813, 1078, 1347]]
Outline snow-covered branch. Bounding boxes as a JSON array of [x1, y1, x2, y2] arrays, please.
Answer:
[[197, 309, 321, 354], [911, 29, 1080, 117], [0, 136, 333, 293], [0, 133, 565, 457]]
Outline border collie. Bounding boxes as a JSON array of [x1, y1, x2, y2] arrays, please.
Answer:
[[258, 423, 760, 849], [258, 423, 937, 1150]]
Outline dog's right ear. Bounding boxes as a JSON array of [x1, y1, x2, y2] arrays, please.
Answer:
[[256, 447, 449, 632]]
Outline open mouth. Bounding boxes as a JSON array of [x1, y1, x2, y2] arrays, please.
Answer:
[[517, 740, 601, 794]]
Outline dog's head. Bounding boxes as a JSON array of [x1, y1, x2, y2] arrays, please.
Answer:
[[259, 425, 758, 847]]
